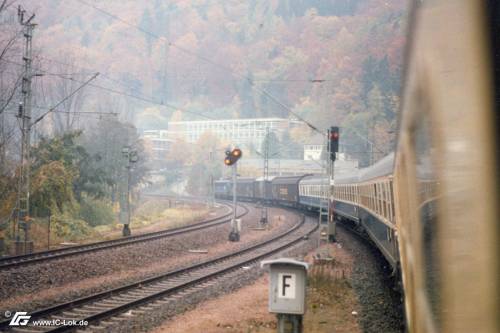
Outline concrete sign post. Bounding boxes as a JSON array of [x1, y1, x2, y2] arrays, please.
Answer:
[[261, 258, 309, 333]]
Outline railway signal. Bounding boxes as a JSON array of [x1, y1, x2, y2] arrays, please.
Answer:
[[224, 148, 243, 242], [325, 126, 339, 244], [328, 126, 339, 161], [224, 148, 242, 166]]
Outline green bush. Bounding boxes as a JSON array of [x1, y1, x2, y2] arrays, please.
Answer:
[[78, 197, 115, 227], [51, 213, 93, 241]]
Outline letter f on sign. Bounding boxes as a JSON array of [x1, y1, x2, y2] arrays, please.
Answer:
[[282, 275, 291, 296], [278, 273, 296, 299]]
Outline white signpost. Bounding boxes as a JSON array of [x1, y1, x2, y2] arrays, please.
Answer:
[[261, 258, 308, 333]]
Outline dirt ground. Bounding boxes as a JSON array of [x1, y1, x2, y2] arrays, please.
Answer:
[[153, 243, 361, 333]]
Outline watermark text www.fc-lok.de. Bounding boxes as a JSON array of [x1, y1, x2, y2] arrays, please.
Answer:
[[5, 311, 88, 327]]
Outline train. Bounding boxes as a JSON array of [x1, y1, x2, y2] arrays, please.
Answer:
[[214, 154, 398, 269], [217, 1, 500, 332], [213, 158, 411, 330]]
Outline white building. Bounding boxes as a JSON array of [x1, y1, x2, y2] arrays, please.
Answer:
[[236, 158, 359, 177], [167, 118, 303, 149], [303, 143, 324, 161], [303, 133, 326, 161], [142, 130, 173, 160]]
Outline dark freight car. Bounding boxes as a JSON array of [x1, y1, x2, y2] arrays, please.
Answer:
[[214, 179, 231, 200], [271, 175, 310, 207], [254, 176, 273, 203], [235, 177, 256, 201]]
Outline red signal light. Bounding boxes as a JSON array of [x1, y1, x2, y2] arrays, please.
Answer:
[[329, 126, 339, 161], [232, 148, 242, 157], [224, 148, 242, 166]]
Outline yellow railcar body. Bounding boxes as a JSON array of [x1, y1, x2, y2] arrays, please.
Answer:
[[395, 1, 499, 332]]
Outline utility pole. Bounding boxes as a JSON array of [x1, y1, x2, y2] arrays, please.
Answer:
[[207, 149, 215, 208], [47, 210, 51, 250], [260, 127, 269, 226], [232, 163, 237, 221], [327, 127, 339, 243], [14, 6, 36, 255], [121, 146, 138, 237], [318, 134, 329, 247]]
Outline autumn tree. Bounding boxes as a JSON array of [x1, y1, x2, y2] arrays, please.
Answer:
[[186, 132, 222, 196]]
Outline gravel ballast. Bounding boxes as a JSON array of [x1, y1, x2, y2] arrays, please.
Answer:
[[337, 225, 405, 332], [0, 205, 298, 314]]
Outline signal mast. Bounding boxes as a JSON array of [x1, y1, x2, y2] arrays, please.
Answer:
[[224, 148, 242, 241]]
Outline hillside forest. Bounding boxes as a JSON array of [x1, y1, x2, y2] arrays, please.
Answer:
[[0, 0, 408, 253]]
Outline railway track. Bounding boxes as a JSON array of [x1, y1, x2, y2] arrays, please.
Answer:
[[0, 214, 316, 333], [0, 202, 247, 270]]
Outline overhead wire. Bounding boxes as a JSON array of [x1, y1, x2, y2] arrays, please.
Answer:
[[31, 72, 99, 126], [2, 58, 217, 120], [38, 57, 217, 120], [62, 75, 216, 120]]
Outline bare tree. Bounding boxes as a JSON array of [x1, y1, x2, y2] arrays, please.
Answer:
[[38, 54, 87, 135], [0, 1, 22, 174]]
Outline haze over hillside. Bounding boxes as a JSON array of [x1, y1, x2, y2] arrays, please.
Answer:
[[0, 0, 407, 242], [27, 0, 404, 141]]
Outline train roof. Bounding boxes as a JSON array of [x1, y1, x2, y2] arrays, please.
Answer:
[[335, 171, 359, 184], [255, 176, 277, 182], [236, 177, 256, 184], [358, 152, 395, 182], [272, 174, 311, 185], [299, 174, 329, 185], [215, 177, 256, 185]]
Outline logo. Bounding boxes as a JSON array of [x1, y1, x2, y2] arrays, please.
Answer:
[[9, 312, 31, 326]]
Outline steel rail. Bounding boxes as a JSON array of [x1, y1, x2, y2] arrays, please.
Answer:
[[0, 201, 247, 270], [0, 215, 316, 332]]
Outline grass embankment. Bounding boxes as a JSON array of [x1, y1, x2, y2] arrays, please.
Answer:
[[17, 198, 211, 252], [305, 258, 360, 332], [95, 199, 211, 240]]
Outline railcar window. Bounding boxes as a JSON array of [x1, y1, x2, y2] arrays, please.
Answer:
[[389, 181, 395, 219], [413, 111, 441, 328], [380, 182, 385, 218], [371, 184, 375, 212], [364, 185, 368, 207], [378, 183, 382, 216], [384, 182, 390, 221], [379, 182, 384, 218], [363, 185, 367, 208], [387, 182, 391, 219], [381, 183, 386, 218], [362, 185, 366, 207], [367, 184, 371, 210]]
